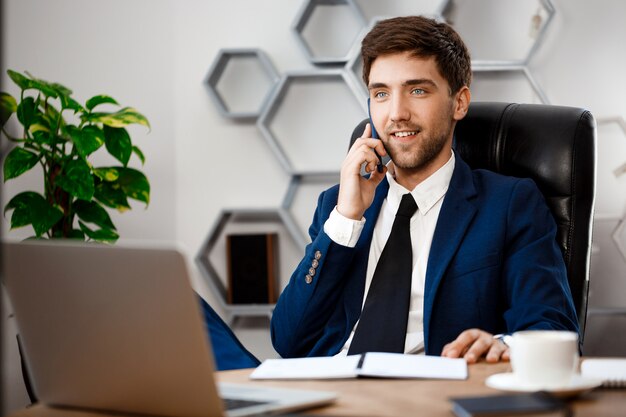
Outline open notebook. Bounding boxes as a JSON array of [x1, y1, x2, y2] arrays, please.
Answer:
[[251, 353, 467, 380], [2, 240, 336, 417], [581, 358, 626, 388]]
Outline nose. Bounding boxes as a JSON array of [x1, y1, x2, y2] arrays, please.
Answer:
[[389, 94, 411, 123]]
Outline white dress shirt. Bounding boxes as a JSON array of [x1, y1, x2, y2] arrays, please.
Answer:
[[324, 152, 455, 355]]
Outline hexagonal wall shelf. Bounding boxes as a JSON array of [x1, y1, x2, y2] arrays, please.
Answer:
[[196, 208, 304, 323], [293, 0, 366, 65], [442, 0, 555, 66], [281, 173, 340, 247], [205, 48, 279, 121], [345, 43, 366, 99], [257, 70, 367, 175], [470, 66, 549, 104], [344, 17, 381, 100]]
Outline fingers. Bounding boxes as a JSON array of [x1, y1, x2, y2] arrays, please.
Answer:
[[337, 124, 387, 220], [344, 140, 383, 174], [485, 339, 509, 363], [441, 330, 475, 360], [441, 329, 509, 364], [362, 122, 372, 138], [348, 124, 386, 164]]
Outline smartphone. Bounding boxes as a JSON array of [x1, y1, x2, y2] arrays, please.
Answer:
[[367, 98, 384, 173]]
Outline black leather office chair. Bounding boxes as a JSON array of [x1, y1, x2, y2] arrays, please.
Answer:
[[350, 102, 596, 342]]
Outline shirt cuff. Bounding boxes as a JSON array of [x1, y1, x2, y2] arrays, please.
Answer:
[[323, 207, 366, 248]]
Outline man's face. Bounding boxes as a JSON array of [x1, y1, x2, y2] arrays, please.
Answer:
[[368, 51, 465, 172]]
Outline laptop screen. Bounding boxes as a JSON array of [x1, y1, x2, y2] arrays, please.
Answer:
[[2, 240, 336, 417]]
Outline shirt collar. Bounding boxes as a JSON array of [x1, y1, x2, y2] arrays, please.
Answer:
[[385, 151, 455, 215]]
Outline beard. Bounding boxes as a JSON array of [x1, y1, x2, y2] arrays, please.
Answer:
[[382, 109, 455, 170]]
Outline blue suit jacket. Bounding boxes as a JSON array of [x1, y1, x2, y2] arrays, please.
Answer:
[[270, 155, 579, 358]]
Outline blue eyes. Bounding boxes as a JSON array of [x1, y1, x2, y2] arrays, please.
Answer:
[[373, 89, 425, 99]]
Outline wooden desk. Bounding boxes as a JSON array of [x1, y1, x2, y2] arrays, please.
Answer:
[[9, 361, 626, 417], [216, 361, 626, 417]]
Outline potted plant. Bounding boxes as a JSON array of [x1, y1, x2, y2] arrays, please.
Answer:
[[0, 70, 150, 243]]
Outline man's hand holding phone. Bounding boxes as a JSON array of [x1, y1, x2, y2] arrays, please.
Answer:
[[337, 123, 388, 220]]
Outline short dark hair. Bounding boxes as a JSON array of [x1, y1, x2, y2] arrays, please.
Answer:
[[361, 15, 472, 94]]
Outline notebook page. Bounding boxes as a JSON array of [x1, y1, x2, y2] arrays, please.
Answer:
[[250, 355, 361, 379], [581, 358, 626, 387], [359, 352, 468, 380]]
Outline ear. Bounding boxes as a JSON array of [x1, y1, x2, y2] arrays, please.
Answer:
[[452, 86, 471, 121]]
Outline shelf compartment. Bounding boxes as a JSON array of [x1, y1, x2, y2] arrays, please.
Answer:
[[293, 0, 366, 65], [257, 70, 366, 175], [205, 48, 279, 121]]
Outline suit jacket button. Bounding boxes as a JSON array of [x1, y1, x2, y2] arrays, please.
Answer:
[[305, 275, 313, 284], [311, 259, 319, 268], [308, 267, 316, 276], [314, 250, 322, 260]]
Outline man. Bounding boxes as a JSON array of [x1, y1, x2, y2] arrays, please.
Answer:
[[270, 16, 578, 363]]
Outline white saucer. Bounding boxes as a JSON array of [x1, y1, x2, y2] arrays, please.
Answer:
[[485, 372, 603, 398]]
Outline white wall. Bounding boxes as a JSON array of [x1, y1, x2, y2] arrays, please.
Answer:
[[1, 0, 177, 241], [2, 0, 626, 413]]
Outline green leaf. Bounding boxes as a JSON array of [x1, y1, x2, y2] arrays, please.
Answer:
[[94, 181, 130, 211], [59, 94, 84, 112], [17, 96, 37, 129], [29, 123, 49, 134], [33, 131, 54, 145], [50, 82, 72, 97], [3, 147, 39, 181], [27, 78, 59, 98], [68, 125, 104, 158], [78, 220, 119, 243], [84, 107, 150, 129], [74, 199, 116, 230], [55, 158, 94, 200], [0, 92, 17, 126], [86, 95, 119, 111], [103, 125, 132, 166], [29, 114, 52, 143], [45, 101, 61, 121], [4, 191, 63, 237], [93, 167, 119, 182], [7, 70, 32, 90], [132, 146, 146, 165], [118, 167, 150, 205]]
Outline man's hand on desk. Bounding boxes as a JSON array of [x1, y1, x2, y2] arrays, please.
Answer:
[[441, 329, 510, 364]]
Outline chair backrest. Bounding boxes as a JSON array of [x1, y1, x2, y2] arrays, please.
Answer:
[[350, 102, 596, 339]]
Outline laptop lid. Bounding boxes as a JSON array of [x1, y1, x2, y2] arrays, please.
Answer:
[[2, 240, 336, 417]]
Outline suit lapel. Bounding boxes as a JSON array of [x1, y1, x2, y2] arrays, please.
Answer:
[[423, 156, 478, 351]]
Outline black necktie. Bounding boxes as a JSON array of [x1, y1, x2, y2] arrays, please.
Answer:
[[348, 193, 418, 355]]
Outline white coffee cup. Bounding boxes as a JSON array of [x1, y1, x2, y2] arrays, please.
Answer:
[[508, 330, 579, 388]]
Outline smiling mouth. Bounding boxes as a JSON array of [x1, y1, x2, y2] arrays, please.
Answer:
[[392, 131, 418, 138]]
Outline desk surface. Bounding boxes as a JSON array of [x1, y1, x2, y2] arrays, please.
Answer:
[[217, 361, 626, 416], [9, 360, 626, 417]]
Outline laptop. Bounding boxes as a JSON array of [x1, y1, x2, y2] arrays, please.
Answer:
[[2, 240, 336, 417]]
